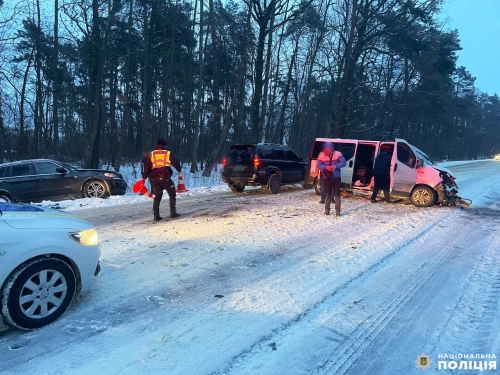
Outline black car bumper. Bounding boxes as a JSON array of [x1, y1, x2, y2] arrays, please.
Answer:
[[107, 178, 128, 195], [222, 172, 268, 186]]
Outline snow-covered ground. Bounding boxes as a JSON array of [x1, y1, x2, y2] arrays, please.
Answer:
[[1, 161, 500, 375]]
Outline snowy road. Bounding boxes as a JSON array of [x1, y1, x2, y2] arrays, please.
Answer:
[[1, 161, 500, 375]]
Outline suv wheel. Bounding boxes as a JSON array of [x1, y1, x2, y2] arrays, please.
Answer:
[[1, 258, 77, 330], [0, 193, 11, 203], [268, 174, 281, 194], [229, 184, 245, 193], [84, 180, 108, 198], [314, 177, 321, 196], [410, 186, 436, 207]]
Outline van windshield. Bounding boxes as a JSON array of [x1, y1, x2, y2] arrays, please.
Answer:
[[414, 147, 436, 166]]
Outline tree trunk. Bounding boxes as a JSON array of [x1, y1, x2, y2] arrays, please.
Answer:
[[333, 0, 357, 137], [53, 0, 60, 154], [190, 0, 204, 173]]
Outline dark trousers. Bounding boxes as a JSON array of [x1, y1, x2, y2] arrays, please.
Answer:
[[323, 177, 341, 213], [371, 174, 390, 202], [151, 177, 176, 219], [320, 178, 333, 203]]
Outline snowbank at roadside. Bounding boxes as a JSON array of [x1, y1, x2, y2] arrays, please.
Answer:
[[437, 159, 493, 167], [37, 184, 231, 212]]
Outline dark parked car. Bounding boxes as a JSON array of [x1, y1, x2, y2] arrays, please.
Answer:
[[0, 159, 127, 203], [222, 143, 307, 194]]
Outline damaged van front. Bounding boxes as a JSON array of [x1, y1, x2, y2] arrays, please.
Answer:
[[412, 147, 464, 207]]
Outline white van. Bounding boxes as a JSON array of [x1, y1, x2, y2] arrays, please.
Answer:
[[305, 138, 465, 207]]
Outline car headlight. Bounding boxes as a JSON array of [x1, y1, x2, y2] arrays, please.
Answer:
[[69, 229, 99, 245], [104, 172, 118, 178]]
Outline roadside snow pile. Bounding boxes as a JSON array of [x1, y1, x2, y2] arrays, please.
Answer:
[[437, 159, 493, 168], [37, 184, 231, 212], [35, 163, 228, 212]]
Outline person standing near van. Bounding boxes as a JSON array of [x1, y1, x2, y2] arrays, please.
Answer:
[[316, 150, 329, 204], [371, 144, 392, 203], [318, 143, 346, 216]]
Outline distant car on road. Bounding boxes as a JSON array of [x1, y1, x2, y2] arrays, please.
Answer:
[[0, 203, 101, 330], [0, 159, 127, 203], [494, 154, 500, 161], [222, 143, 307, 194]]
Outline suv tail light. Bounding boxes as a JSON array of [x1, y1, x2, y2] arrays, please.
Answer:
[[254, 155, 261, 167], [222, 158, 227, 167]]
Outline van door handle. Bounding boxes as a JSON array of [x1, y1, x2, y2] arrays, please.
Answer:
[[349, 160, 353, 168], [394, 163, 398, 172]]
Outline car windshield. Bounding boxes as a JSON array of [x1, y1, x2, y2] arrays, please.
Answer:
[[57, 161, 77, 171]]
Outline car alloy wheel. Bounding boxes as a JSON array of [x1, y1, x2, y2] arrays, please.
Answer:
[[411, 186, 436, 207], [85, 180, 107, 198], [19, 270, 68, 319], [1, 258, 76, 329]]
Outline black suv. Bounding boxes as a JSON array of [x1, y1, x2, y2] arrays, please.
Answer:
[[222, 144, 307, 194], [0, 159, 127, 203]]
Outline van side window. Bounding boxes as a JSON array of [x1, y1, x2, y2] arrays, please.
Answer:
[[333, 143, 356, 161], [397, 143, 416, 168]]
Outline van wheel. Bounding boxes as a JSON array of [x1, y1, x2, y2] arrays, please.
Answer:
[[411, 186, 436, 207], [314, 178, 321, 196], [268, 174, 281, 194], [229, 184, 245, 193], [1, 258, 77, 330]]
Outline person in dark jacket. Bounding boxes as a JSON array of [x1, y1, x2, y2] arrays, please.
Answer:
[[142, 139, 182, 221], [371, 145, 393, 203]]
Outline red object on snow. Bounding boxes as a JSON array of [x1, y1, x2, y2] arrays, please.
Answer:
[[132, 179, 154, 198], [176, 173, 189, 193]]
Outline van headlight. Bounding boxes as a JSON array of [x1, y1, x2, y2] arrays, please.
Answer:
[[69, 229, 99, 245]]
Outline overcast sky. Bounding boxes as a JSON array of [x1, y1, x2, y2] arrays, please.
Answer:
[[441, 0, 500, 95]]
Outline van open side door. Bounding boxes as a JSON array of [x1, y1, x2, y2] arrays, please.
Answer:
[[391, 138, 418, 197]]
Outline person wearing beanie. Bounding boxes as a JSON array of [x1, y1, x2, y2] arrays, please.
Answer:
[[371, 144, 393, 203], [142, 139, 182, 221], [317, 142, 346, 216]]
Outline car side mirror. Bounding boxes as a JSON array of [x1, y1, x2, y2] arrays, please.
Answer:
[[416, 159, 424, 168], [56, 167, 68, 174]]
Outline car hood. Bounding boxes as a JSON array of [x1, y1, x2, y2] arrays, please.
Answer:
[[0, 203, 93, 230]]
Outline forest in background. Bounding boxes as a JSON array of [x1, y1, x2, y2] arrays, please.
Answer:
[[0, 0, 499, 173]]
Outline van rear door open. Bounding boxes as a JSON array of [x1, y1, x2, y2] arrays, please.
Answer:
[[309, 139, 357, 189], [391, 138, 418, 196]]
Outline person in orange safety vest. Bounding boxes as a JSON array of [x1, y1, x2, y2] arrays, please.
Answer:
[[142, 139, 182, 222]]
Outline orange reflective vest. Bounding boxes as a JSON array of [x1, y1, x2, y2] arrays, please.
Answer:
[[151, 150, 171, 169]]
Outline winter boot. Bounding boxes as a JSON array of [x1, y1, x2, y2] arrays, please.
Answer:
[[170, 197, 180, 218], [324, 197, 331, 215], [335, 196, 341, 215]]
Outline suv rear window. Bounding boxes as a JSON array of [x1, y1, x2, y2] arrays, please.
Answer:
[[228, 146, 254, 163]]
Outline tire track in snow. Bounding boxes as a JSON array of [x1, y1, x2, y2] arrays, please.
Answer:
[[213, 212, 465, 375]]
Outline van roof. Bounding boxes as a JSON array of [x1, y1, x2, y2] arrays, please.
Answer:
[[314, 138, 396, 143]]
